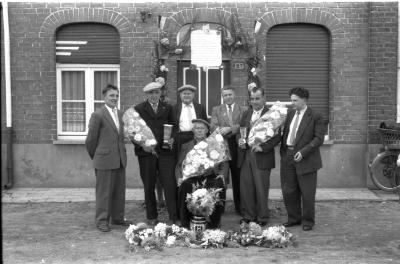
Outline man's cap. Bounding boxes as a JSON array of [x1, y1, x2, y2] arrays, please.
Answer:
[[191, 118, 210, 129], [143, 82, 162, 93], [178, 84, 197, 93]]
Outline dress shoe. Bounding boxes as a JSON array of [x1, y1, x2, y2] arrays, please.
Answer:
[[97, 224, 111, 232], [302, 225, 313, 231], [282, 221, 301, 227], [147, 219, 158, 226], [111, 219, 132, 226]]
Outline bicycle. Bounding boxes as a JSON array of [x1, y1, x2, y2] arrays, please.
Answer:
[[369, 127, 400, 192]]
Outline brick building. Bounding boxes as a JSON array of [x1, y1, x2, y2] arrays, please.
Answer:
[[1, 2, 398, 188]]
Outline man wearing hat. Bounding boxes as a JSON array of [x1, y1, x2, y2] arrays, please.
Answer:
[[133, 82, 178, 226], [175, 118, 228, 228], [171, 84, 208, 154]]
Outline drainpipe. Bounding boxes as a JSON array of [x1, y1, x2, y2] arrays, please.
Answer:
[[397, 3, 400, 123], [3, 1, 14, 189]]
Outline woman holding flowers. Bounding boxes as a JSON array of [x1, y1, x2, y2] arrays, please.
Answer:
[[175, 119, 229, 229]]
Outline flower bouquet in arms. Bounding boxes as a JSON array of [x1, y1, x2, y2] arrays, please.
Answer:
[[123, 107, 157, 155], [182, 130, 231, 181], [248, 101, 287, 148]]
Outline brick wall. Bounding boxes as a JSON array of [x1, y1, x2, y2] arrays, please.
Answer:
[[368, 2, 398, 143], [2, 2, 398, 144]]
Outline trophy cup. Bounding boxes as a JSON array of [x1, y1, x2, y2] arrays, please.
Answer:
[[239, 127, 247, 143], [162, 124, 173, 149]]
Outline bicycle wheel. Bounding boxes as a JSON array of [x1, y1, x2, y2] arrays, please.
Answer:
[[369, 152, 400, 191]]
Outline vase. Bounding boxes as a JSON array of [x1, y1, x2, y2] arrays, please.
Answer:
[[190, 215, 206, 234]]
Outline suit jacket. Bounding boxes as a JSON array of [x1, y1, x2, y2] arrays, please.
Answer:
[[280, 107, 327, 175], [171, 102, 208, 132], [85, 106, 127, 170], [175, 139, 229, 183], [133, 100, 175, 157], [210, 103, 245, 137], [237, 107, 281, 170]]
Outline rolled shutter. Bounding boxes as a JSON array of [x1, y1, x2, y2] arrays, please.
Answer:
[[56, 23, 119, 64], [265, 23, 329, 120]]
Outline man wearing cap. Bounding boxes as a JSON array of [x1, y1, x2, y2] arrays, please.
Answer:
[[133, 82, 178, 226], [210, 85, 245, 215], [171, 84, 208, 154], [175, 118, 228, 228]]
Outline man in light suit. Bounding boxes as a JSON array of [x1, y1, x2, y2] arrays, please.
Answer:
[[237, 87, 281, 226], [171, 84, 208, 155], [210, 85, 244, 214], [85, 84, 131, 232], [280, 86, 327, 231]]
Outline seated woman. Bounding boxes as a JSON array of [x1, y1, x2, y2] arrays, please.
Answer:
[[175, 119, 229, 229]]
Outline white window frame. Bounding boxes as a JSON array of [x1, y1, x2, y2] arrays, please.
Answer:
[[56, 64, 120, 140]]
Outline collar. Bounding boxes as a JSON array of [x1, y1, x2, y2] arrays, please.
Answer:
[[226, 103, 235, 109], [296, 106, 307, 115], [105, 104, 117, 112], [148, 100, 159, 106], [253, 106, 264, 114], [182, 102, 194, 108]]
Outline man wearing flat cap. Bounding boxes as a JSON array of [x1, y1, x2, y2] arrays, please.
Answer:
[[133, 82, 178, 226], [175, 118, 228, 228], [171, 84, 208, 155]]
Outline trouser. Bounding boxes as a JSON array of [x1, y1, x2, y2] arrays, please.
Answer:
[[227, 136, 240, 212], [176, 131, 194, 156], [95, 167, 126, 226], [178, 174, 224, 229], [138, 154, 177, 221], [240, 150, 271, 222], [280, 149, 317, 227]]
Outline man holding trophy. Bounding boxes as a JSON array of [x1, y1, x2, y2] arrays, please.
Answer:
[[133, 82, 177, 226]]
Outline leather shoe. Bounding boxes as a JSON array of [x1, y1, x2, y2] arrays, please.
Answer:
[[303, 225, 312, 231], [147, 219, 158, 226], [282, 221, 301, 227], [97, 224, 111, 232], [111, 219, 132, 226]]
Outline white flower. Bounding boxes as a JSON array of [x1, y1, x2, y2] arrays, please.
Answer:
[[192, 188, 207, 198], [266, 128, 274, 137], [247, 82, 257, 91], [160, 65, 169, 72], [139, 119, 146, 126], [197, 141, 208, 149], [270, 111, 280, 119], [209, 150, 219, 160], [134, 134, 142, 142], [133, 112, 139, 117], [215, 134, 224, 142], [251, 67, 256, 73], [145, 139, 157, 147], [154, 223, 167, 238], [155, 77, 165, 86], [132, 126, 141, 133], [166, 235, 176, 246], [127, 126, 135, 134]]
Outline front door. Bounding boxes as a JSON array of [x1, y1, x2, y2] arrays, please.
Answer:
[[177, 61, 230, 117]]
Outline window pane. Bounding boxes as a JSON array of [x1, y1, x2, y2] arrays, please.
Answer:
[[62, 102, 85, 132], [94, 71, 117, 100], [62, 71, 85, 100]]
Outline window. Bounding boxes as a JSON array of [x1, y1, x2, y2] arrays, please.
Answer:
[[56, 64, 120, 140], [55, 23, 120, 140]]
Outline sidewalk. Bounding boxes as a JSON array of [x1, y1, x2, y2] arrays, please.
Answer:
[[2, 187, 399, 203]]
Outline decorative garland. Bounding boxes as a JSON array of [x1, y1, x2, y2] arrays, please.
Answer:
[[246, 44, 261, 94]]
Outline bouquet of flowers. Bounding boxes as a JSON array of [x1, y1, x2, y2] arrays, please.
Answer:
[[123, 107, 157, 150], [186, 185, 223, 219], [226, 222, 295, 248], [247, 101, 287, 148], [200, 229, 227, 249], [182, 130, 230, 180], [125, 222, 163, 252]]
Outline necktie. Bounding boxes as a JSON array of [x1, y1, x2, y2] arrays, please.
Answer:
[[151, 103, 158, 114], [227, 105, 233, 126], [112, 108, 120, 131], [288, 111, 300, 146]]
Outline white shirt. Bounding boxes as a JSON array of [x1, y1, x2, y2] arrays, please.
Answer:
[[251, 107, 264, 124], [286, 106, 307, 146], [179, 102, 197, 131], [105, 104, 119, 130]]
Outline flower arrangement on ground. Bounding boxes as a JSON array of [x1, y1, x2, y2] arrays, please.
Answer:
[[181, 130, 230, 181], [247, 101, 288, 148], [123, 107, 157, 151], [185, 184, 223, 219], [226, 222, 295, 248], [200, 229, 227, 249]]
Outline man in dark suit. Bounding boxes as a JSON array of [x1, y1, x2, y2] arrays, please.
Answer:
[[134, 82, 178, 226], [237, 87, 281, 226], [280, 86, 327, 231], [171, 84, 208, 155], [210, 85, 245, 214], [85, 84, 131, 232]]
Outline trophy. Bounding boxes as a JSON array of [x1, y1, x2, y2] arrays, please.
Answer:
[[240, 127, 247, 144], [162, 124, 173, 149]]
